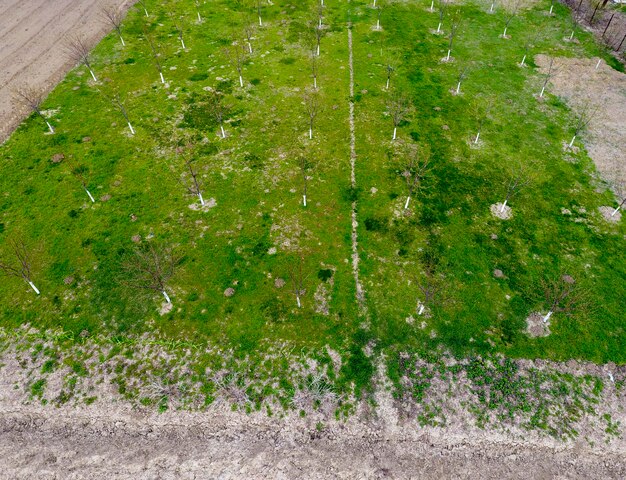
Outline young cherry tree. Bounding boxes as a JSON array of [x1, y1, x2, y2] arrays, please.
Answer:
[[472, 97, 493, 143], [313, 20, 324, 56], [489, 0, 497, 13], [100, 4, 126, 46], [207, 90, 229, 138], [195, 0, 203, 22], [416, 267, 447, 316], [501, 0, 521, 38], [608, 174, 626, 217], [549, 0, 555, 14], [174, 17, 187, 49], [145, 31, 166, 84], [288, 252, 308, 308], [539, 274, 589, 324], [304, 90, 320, 139], [375, 2, 384, 31], [499, 161, 534, 212], [520, 32, 539, 66], [539, 56, 556, 98], [226, 43, 247, 87], [569, 10, 580, 41], [446, 10, 461, 61], [172, 143, 206, 206], [243, 21, 255, 54], [107, 92, 135, 135], [454, 65, 469, 94], [568, 102, 597, 148], [12, 86, 55, 134], [385, 60, 394, 90], [256, 0, 263, 26], [400, 142, 431, 210], [318, 1, 324, 28], [65, 34, 98, 82], [0, 238, 40, 295], [299, 155, 312, 207], [437, 0, 448, 33], [386, 90, 410, 140], [137, 0, 149, 17], [311, 51, 319, 89], [122, 243, 180, 305], [66, 157, 96, 203]]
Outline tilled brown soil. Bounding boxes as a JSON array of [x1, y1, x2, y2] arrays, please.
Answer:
[[1, 403, 625, 479], [0, 0, 134, 143]]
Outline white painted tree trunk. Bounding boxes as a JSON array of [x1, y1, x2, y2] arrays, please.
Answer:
[[309, 127, 313, 139], [239, 75, 243, 87], [404, 196, 411, 209], [128, 122, 135, 135], [503, 27, 508, 37], [490, 3, 495, 13], [386, 77, 390, 89], [296, 295, 301, 308], [303, 194, 307, 207], [543, 310, 553, 323], [160, 72, 165, 84], [259, 16, 262, 27], [612, 205, 622, 216], [319, 18, 322, 28], [474, 131, 480, 144], [197, 11, 201, 22], [500, 199, 508, 212], [376, 20, 380, 30], [220, 124, 226, 138], [248, 42, 253, 54], [520, 54, 526, 66], [446, 49, 451, 61], [437, 22, 442, 33], [198, 192, 205, 206], [540, 85, 546, 97], [162, 290, 171, 304], [181, 38, 186, 49], [456, 82, 461, 94], [317, 44, 320, 56], [89, 68, 98, 82], [569, 31, 574, 40], [549, 5, 553, 14], [569, 135, 576, 148], [595, 59, 601, 69], [144, 8, 149, 17], [418, 303, 425, 315], [84, 187, 95, 203], [314, 76, 317, 89], [28, 281, 40, 295], [430, 0, 434, 10], [46, 121, 55, 134], [120, 35, 125, 46], [393, 127, 397, 140]]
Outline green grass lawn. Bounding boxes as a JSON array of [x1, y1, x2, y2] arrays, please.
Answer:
[[0, 0, 624, 395]]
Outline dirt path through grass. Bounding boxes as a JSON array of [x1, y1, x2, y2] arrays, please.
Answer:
[[0, 0, 134, 143], [348, 12, 367, 316]]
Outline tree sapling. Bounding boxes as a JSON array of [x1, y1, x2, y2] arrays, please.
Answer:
[[100, 4, 126, 46], [12, 86, 55, 134], [0, 237, 40, 295], [386, 90, 410, 140], [65, 34, 98, 82]]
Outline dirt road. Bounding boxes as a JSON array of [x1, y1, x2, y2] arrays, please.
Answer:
[[0, 0, 133, 143], [1, 402, 625, 479]]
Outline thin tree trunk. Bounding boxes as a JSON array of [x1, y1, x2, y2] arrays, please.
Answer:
[[162, 290, 171, 304], [418, 303, 424, 315], [404, 196, 411, 209], [120, 35, 125, 47], [500, 199, 508, 212], [296, 295, 301, 308], [128, 122, 135, 135], [181, 38, 186, 49], [197, 11, 201, 22], [144, 8, 149, 17], [569, 135, 576, 147], [596, 59, 601, 70], [259, 16, 262, 27], [303, 194, 307, 207], [314, 76, 317, 89], [28, 281, 40, 295], [198, 192, 205, 206], [549, 5, 553, 14], [474, 131, 480, 144], [446, 49, 451, 61], [220, 124, 226, 138], [84, 187, 95, 203], [543, 310, 553, 323], [45, 121, 54, 134], [456, 82, 461, 94], [393, 127, 397, 140], [160, 72, 165, 84], [239, 75, 243, 87], [437, 22, 442, 33], [520, 54, 526, 66], [89, 68, 98, 82], [386, 77, 390, 89]]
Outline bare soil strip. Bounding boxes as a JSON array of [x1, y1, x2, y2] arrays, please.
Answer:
[[1, 402, 625, 479], [0, 0, 135, 143]]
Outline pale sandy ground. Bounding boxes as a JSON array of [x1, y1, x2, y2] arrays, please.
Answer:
[[0, 0, 134, 143]]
